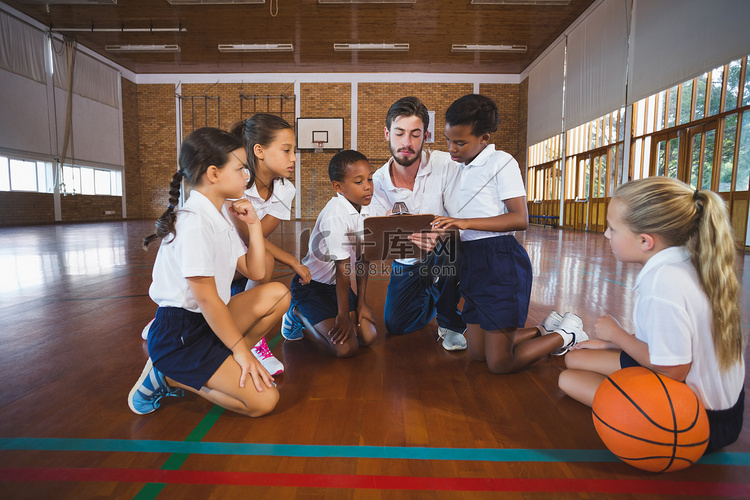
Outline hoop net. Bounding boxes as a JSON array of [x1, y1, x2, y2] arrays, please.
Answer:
[[313, 141, 325, 153]]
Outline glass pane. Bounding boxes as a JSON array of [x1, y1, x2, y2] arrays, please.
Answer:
[[591, 156, 601, 198], [583, 159, 590, 198], [667, 137, 679, 179], [0, 157, 9, 191], [62, 165, 80, 195], [724, 59, 741, 112], [642, 136, 652, 179], [645, 97, 655, 134], [709, 67, 724, 116], [656, 91, 666, 131], [736, 111, 750, 191], [702, 130, 716, 189], [679, 80, 693, 125], [690, 132, 702, 189], [9, 159, 37, 191], [80, 167, 95, 195], [94, 170, 111, 195], [619, 108, 625, 142], [694, 73, 707, 120], [743, 55, 750, 106], [600, 155, 607, 197], [656, 140, 667, 176], [603, 114, 610, 145], [719, 114, 737, 192], [666, 85, 678, 128]]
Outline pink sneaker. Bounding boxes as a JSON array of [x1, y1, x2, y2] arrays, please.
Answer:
[[252, 338, 284, 375]]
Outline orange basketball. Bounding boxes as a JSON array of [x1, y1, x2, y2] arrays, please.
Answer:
[[592, 366, 709, 472]]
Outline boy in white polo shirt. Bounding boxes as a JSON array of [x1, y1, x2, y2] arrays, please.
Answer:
[[281, 150, 378, 358]]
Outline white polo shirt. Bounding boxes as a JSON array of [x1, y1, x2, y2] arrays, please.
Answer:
[[443, 144, 527, 242], [371, 150, 459, 264], [302, 193, 372, 285], [243, 178, 295, 220], [633, 246, 745, 410], [149, 190, 246, 313]]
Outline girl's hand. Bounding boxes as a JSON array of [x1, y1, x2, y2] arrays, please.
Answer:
[[230, 199, 260, 225], [233, 348, 274, 392], [328, 312, 355, 344], [431, 216, 468, 230], [593, 314, 623, 343], [293, 262, 312, 285], [356, 302, 376, 327]]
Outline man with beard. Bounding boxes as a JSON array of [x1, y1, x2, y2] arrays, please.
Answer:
[[369, 96, 466, 350]]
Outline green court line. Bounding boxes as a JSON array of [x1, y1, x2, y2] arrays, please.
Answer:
[[133, 332, 282, 499], [3, 437, 749, 466]]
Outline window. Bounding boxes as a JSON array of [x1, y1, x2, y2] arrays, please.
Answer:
[[61, 164, 122, 196], [0, 154, 122, 196]]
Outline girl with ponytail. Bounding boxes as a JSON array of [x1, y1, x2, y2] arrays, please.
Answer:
[[227, 114, 311, 375], [559, 176, 745, 454], [130, 127, 289, 418]]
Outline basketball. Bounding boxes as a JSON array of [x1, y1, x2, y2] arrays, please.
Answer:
[[592, 367, 709, 473]]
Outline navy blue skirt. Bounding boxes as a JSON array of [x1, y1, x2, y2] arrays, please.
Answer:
[[147, 307, 232, 391], [459, 235, 532, 330]]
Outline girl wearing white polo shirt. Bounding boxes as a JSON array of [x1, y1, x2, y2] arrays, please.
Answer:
[[559, 177, 745, 454], [433, 94, 587, 374], [128, 127, 289, 417], [229, 114, 312, 375]]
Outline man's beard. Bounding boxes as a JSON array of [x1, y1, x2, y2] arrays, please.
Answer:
[[390, 142, 423, 167]]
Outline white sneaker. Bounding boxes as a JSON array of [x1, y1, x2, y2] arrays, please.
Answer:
[[551, 312, 588, 355], [437, 326, 467, 351], [252, 337, 284, 375], [539, 309, 563, 336], [141, 318, 154, 340]]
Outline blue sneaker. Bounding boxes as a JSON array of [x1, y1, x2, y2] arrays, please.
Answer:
[[281, 307, 304, 341], [127, 358, 183, 415]]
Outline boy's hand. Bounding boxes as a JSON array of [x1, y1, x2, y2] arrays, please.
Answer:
[[356, 302, 375, 327], [328, 312, 355, 344], [230, 199, 260, 225]]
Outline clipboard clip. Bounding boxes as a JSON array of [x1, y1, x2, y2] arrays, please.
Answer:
[[391, 202, 410, 215]]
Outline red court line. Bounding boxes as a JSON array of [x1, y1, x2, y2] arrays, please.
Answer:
[[0, 467, 749, 496]]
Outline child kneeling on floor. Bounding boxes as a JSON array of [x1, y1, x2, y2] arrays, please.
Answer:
[[128, 127, 289, 417], [281, 150, 378, 357]]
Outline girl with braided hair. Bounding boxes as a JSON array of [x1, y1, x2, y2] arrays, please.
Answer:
[[559, 176, 745, 453], [128, 127, 289, 417]]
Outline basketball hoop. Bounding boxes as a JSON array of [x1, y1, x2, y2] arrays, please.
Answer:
[[313, 141, 325, 153]]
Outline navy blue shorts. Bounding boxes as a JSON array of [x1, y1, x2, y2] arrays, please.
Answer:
[[290, 276, 357, 326], [459, 235, 532, 330], [147, 307, 231, 391], [617, 353, 744, 454]]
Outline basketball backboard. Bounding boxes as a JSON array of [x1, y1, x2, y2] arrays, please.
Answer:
[[296, 117, 345, 151]]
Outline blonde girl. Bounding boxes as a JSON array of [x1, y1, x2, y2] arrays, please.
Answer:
[[559, 177, 745, 453], [128, 127, 289, 417]]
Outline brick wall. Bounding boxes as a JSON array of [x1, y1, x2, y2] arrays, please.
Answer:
[[122, 77, 141, 220], [298, 82, 351, 219], [60, 194, 123, 222], [137, 84, 178, 220], [0, 192, 54, 226]]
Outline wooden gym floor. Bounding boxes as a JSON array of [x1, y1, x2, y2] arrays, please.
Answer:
[[0, 220, 748, 499]]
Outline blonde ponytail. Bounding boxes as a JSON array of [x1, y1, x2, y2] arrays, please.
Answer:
[[614, 177, 743, 370]]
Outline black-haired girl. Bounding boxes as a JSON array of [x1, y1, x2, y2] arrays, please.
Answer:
[[432, 94, 587, 374], [128, 127, 289, 417]]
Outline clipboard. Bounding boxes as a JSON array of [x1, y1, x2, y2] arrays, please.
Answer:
[[363, 213, 436, 261]]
